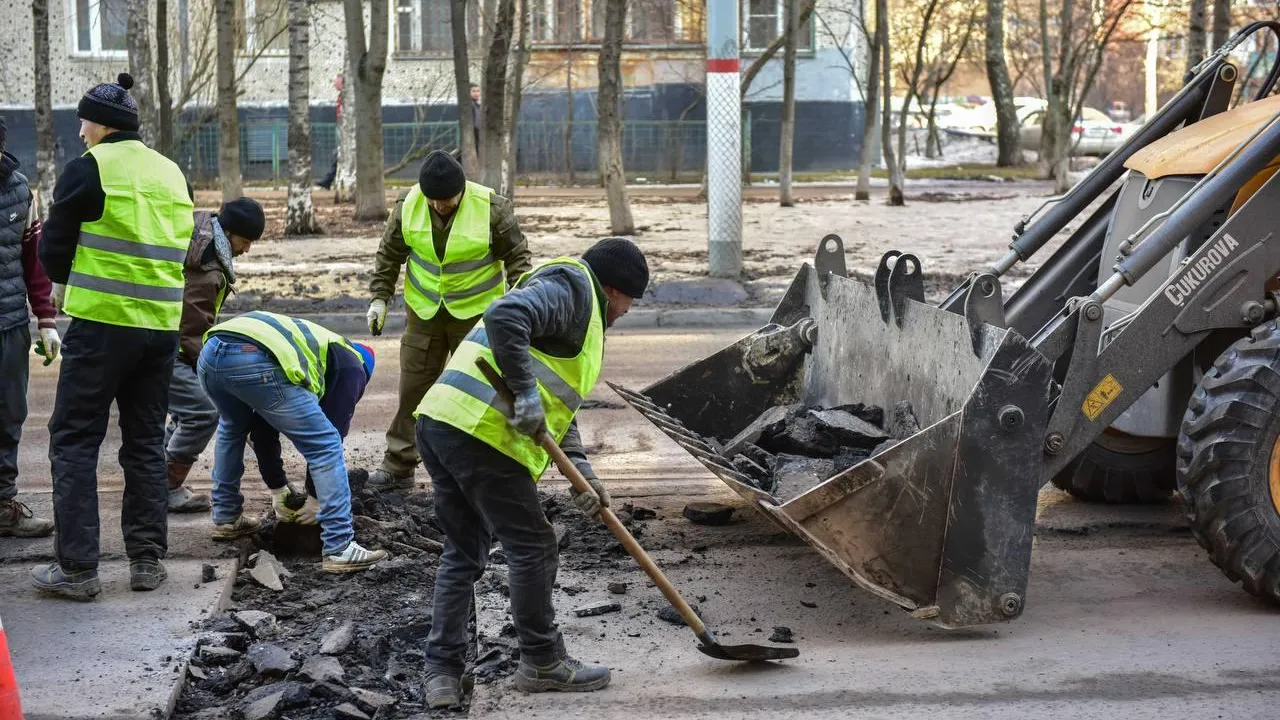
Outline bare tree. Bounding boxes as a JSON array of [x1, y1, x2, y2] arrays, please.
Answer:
[[565, 51, 578, 184], [480, 0, 516, 188], [127, 0, 159, 146], [986, 0, 1021, 166], [452, 0, 480, 177], [741, 0, 817, 97], [878, 0, 903, 206], [32, 0, 56, 199], [814, 0, 873, 200], [779, 0, 798, 207], [598, 0, 634, 233], [286, 0, 320, 235], [1187, 0, 1207, 75], [1211, 0, 1230, 52], [216, 0, 242, 198], [343, 0, 390, 220], [155, 0, 174, 157], [502, 0, 532, 198], [1038, 0, 1139, 192]]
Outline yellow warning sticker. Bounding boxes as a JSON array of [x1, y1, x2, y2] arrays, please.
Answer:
[[1082, 374, 1123, 421]]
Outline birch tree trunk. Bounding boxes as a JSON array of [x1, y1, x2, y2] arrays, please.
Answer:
[[216, 0, 242, 198], [778, 0, 797, 207], [855, 0, 879, 201], [452, 0, 481, 177], [286, 0, 320, 235], [481, 0, 515, 188], [502, 0, 531, 198], [343, 0, 390, 220], [127, 0, 158, 146], [986, 0, 1022, 166], [878, 0, 903, 206], [335, 48, 358, 203], [598, 0, 634, 233], [32, 0, 57, 199]]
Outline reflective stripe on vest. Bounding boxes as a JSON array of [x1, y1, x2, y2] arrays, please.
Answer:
[[416, 258, 605, 480], [401, 181, 504, 320], [205, 311, 356, 398], [63, 140, 194, 331]]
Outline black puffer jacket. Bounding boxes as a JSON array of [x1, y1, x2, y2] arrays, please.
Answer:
[[0, 152, 33, 331]]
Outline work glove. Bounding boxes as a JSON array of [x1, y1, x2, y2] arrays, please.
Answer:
[[295, 493, 320, 525], [366, 299, 388, 336], [510, 387, 547, 438], [50, 283, 65, 312], [271, 483, 311, 524], [571, 467, 611, 519], [33, 328, 61, 366]]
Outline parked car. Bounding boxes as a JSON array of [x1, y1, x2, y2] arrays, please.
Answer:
[[1019, 106, 1134, 156]]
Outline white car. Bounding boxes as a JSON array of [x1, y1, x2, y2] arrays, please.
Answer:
[[1019, 107, 1136, 157]]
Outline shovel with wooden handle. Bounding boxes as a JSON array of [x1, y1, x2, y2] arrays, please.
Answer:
[[475, 357, 799, 662]]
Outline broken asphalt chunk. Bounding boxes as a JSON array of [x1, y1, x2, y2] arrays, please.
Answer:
[[682, 502, 736, 526], [573, 601, 622, 617]]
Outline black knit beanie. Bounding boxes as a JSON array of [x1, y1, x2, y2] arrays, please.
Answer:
[[582, 237, 649, 299], [418, 150, 466, 199], [78, 73, 140, 132], [217, 197, 266, 240]]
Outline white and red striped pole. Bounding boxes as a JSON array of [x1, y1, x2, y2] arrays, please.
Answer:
[[706, 0, 743, 278]]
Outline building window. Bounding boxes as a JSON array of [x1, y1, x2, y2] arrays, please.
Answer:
[[743, 0, 813, 53], [396, 0, 479, 55], [238, 0, 288, 54], [547, 0, 699, 44], [630, 0, 675, 42], [531, 0, 585, 43], [71, 0, 128, 55]]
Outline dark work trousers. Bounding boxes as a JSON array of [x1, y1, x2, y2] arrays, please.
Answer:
[[49, 318, 178, 571], [0, 324, 30, 502], [416, 417, 564, 677]]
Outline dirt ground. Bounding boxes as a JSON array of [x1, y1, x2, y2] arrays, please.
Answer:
[[198, 180, 1067, 316]]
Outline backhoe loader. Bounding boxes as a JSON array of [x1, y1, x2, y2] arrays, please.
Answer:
[[613, 22, 1280, 627]]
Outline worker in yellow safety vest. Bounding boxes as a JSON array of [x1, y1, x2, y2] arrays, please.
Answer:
[[412, 238, 648, 709], [365, 150, 532, 492], [33, 73, 194, 601]]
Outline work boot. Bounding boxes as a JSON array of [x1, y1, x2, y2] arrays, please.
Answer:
[[168, 486, 211, 513], [211, 515, 260, 541], [30, 563, 101, 601], [130, 559, 168, 591], [321, 541, 388, 573], [423, 673, 463, 709], [366, 469, 414, 492], [514, 655, 611, 693], [0, 499, 54, 538]]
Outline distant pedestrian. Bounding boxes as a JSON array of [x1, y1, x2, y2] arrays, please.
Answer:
[[0, 115, 58, 540], [163, 197, 265, 513], [318, 73, 344, 191], [471, 83, 482, 158], [33, 73, 194, 600]]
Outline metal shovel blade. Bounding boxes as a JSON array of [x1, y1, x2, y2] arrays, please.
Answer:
[[697, 642, 800, 662]]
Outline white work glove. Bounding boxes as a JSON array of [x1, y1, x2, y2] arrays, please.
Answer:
[[366, 299, 387, 336], [270, 483, 311, 524], [571, 469, 611, 519], [511, 387, 547, 438], [35, 328, 61, 365], [51, 283, 65, 311]]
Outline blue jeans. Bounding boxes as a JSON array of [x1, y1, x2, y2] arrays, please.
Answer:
[[196, 335, 355, 556]]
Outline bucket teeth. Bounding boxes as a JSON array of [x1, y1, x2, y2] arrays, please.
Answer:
[[607, 382, 756, 486]]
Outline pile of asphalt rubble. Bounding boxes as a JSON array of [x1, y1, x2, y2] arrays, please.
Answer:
[[713, 400, 922, 501], [175, 472, 658, 720]]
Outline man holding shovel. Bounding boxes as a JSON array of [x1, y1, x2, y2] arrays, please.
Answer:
[[412, 238, 648, 708]]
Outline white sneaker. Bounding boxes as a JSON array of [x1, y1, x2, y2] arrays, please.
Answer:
[[322, 541, 389, 574]]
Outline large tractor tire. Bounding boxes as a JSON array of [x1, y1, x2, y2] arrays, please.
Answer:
[[1050, 430, 1176, 503], [1177, 320, 1280, 603]]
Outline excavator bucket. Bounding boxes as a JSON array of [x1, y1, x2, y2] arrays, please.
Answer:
[[613, 238, 1056, 628]]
